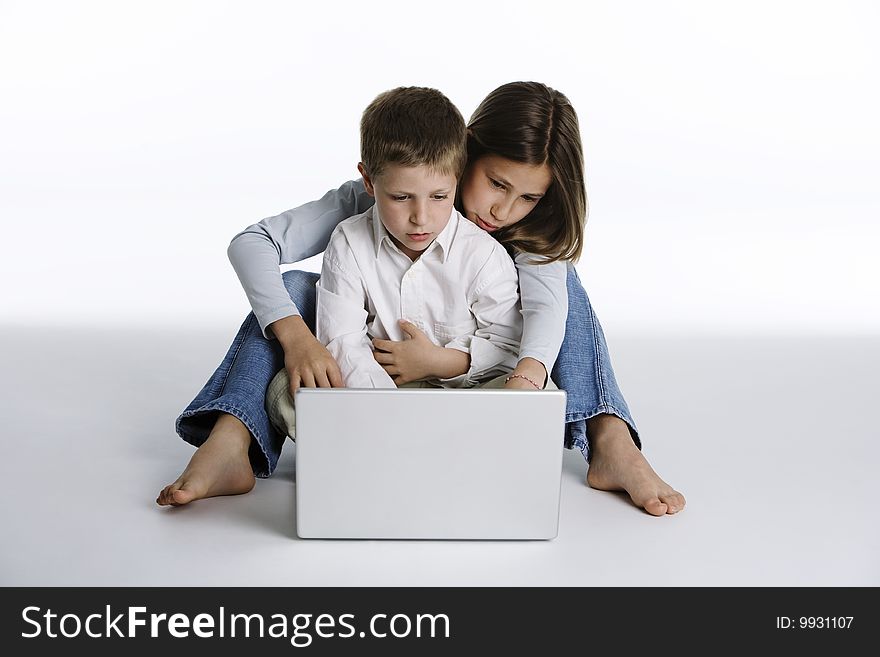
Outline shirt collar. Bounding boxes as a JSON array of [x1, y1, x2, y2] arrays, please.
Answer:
[[370, 205, 455, 264]]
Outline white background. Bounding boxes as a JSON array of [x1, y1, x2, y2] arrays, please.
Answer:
[[1, 2, 878, 590], [1, 0, 878, 336]]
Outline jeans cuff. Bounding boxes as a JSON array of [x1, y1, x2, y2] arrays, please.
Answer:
[[564, 405, 641, 462], [176, 401, 275, 478]]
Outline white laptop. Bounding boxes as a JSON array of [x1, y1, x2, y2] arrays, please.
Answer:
[[293, 388, 567, 540]]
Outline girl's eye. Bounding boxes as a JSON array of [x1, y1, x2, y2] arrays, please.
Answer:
[[490, 179, 505, 190], [522, 196, 539, 203]]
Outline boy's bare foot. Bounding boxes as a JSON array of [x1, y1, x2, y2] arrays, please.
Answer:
[[585, 414, 686, 516], [157, 413, 256, 507]]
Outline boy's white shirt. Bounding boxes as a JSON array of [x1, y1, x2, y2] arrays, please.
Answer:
[[228, 179, 568, 374], [316, 205, 522, 389]]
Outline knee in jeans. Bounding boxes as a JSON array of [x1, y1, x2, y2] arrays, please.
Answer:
[[282, 269, 320, 295], [282, 270, 320, 317]]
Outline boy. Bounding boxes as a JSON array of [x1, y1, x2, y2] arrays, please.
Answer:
[[265, 86, 526, 435]]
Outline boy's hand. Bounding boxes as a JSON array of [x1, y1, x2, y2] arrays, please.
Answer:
[[270, 315, 344, 395], [372, 320, 445, 385]]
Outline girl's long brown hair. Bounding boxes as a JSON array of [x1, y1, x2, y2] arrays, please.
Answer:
[[465, 81, 587, 263]]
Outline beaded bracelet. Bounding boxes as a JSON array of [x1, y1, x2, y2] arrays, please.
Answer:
[[505, 373, 543, 390]]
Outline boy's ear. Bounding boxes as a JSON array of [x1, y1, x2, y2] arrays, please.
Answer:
[[357, 162, 376, 197]]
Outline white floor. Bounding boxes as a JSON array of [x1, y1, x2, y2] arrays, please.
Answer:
[[1, 327, 876, 586]]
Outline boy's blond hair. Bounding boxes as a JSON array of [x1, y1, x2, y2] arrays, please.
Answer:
[[360, 86, 467, 180]]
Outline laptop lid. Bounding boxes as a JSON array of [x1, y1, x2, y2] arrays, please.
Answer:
[[294, 388, 567, 540]]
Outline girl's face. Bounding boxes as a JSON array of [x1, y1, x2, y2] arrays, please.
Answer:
[[458, 154, 553, 233]]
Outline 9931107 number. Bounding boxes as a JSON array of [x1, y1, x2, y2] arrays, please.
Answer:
[[776, 616, 853, 629]]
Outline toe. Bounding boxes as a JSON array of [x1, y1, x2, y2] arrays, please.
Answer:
[[643, 498, 668, 516], [661, 492, 686, 514], [171, 487, 195, 506]]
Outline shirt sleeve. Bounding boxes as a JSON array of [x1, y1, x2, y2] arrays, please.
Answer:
[[227, 178, 375, 338], [513, 253, 568, 376], [441, 244, 522, 387], [316, 231, 396, 389]]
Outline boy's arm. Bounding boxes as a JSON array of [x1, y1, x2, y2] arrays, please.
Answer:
[[371, 320, 471, 384], [317, 232, 396, 389], [440, 245, 523, 388], [227, 179, 374, 339]]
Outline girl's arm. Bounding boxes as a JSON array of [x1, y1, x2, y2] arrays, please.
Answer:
[[227, 179, 374, 339], [509, 254, 569, 388]]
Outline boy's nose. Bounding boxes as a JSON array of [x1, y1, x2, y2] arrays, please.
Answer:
[[410, 205, 429, 226]]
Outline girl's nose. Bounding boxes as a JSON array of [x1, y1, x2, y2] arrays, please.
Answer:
[[491, 201, 513, 224]]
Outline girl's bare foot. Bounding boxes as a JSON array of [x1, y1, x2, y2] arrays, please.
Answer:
[[157, 413, 256, 507], [585, 414, 686, 516]]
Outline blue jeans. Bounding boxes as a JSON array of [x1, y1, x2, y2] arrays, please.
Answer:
[[554, 267, 640, 458], [176, 268, 640, 477]]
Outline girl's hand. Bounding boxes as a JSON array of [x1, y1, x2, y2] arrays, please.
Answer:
[[282, 338, 345, 395], [271, 315, 345, 395], [504, 375, 540, 390], [372, 320, 443, 385], [503, 357, 547, 390]]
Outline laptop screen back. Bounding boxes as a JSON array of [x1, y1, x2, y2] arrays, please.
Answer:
[[294, 388, 566, 540]]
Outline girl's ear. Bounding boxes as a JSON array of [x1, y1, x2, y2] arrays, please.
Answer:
[[357, 162, 376, 197]]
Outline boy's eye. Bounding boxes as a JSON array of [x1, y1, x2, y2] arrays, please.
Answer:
[[432, 194, 448, 201], [391, 195, 409, 201]]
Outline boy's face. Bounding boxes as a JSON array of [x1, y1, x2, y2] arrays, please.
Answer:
[[359, 163, 457, 261]]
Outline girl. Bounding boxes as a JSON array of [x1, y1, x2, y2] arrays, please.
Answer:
[[158, 82, 685, 517]]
